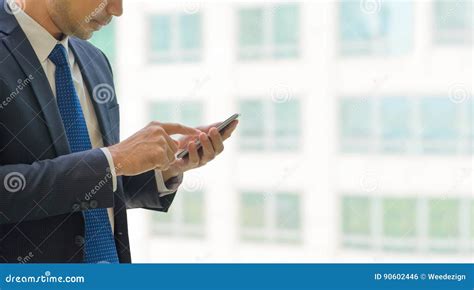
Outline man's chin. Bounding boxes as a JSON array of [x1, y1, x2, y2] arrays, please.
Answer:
[[71, 29, 94, 40]]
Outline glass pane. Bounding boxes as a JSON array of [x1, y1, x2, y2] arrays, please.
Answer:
[[239, 8, 264, 46], [275, 193, 301, 230], [340, 99, 373, 152], [339, 1, 413, 55], [382, 198, 417, 238], [342, 196, 371, 235], [240, 192, 265, 229], [380, 97, 412, 152], [428, 199, 460, 238], [150, 15, 172, 57], [434, 0, 473, 44], [89, 21, 116, 64], [179, 102, 203, 127], [179, 14, 201, 50], [274, 100, 300, 150], [150, 101, 175, 122], [182, 191, 204, 225], [239, 100, 265, 150], [238, 8, 264, 59], [273, 4, 299, 58], [420, 98, 459, 153], [340, 99, 372, 138]]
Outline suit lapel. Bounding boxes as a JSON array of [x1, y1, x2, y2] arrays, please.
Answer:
[[68, 38, 114, 147], [1, 11, 71, 156]]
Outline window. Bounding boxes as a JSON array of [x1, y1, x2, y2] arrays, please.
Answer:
[[149, 101, 203, 127], [339, 1, 413, 55], [341, 196, 472, 253], [383, 198, 417, 238], [382, 198, 417, 252], [240, 191, 301, 244], [239, 99, 301, 151], [433, 0, 473, 45], [340, 97, 468, 155], [428, 199, 460, 239], [380, 98, 412, 153], [152, 190, 205, 238], [420, 98, 460, 154], [89, 20, 116, 64], [341, 196, 371, 249], [149, 13, 202, 63], [238, 4, 299, 60], [340, 98, 373, 153], [342, 196, 371, 236]]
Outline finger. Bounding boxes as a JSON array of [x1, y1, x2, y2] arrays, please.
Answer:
[[208, 127, 224, 154], [196, 122, 220, 134], [163, 134, 179, 153], [187, 141, 200, 167], [161, 123, 201, 136], [220, 120, 239, 140], [199, 132, 215, 162]]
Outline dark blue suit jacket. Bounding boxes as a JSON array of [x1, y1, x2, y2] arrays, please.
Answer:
[[0, 0, 177, 263]]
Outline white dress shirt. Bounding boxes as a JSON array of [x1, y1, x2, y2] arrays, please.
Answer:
[[11, 1, 177, 232]]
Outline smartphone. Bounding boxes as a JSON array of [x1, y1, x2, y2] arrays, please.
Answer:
[[176, 113, 240, 159]]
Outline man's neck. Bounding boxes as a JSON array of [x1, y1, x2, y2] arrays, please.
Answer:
[[18, 0, 63, 40]]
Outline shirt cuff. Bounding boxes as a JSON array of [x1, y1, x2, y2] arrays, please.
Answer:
[[155, 170, 183, 197], [100, 147, 117, 192]]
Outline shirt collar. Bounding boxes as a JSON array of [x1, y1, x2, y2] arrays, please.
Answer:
[[8, 0, 70, 63]]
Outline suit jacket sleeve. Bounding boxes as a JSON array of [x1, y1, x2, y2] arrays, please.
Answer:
[[121, 172, 181, 212], [0, 148, 114, 224]]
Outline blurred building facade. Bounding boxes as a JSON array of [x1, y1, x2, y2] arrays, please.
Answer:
[[89, 0, 473, 262]]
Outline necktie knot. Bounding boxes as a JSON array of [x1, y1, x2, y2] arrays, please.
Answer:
[[48, 44, 69, 68]]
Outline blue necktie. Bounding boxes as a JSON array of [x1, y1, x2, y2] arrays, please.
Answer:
[[49, 44, 119, 264]]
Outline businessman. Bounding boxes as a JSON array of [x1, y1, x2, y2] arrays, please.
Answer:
[[0, 0, 238, 263]]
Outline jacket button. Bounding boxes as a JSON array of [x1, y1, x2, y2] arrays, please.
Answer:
[[74, 235, 85, 246], [72, 203, 81, 211], [90, 200, 98, 209]]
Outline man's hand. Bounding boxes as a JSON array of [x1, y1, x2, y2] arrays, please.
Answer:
[[162, 120, 239, 181], [108, 122, 201, 176]]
